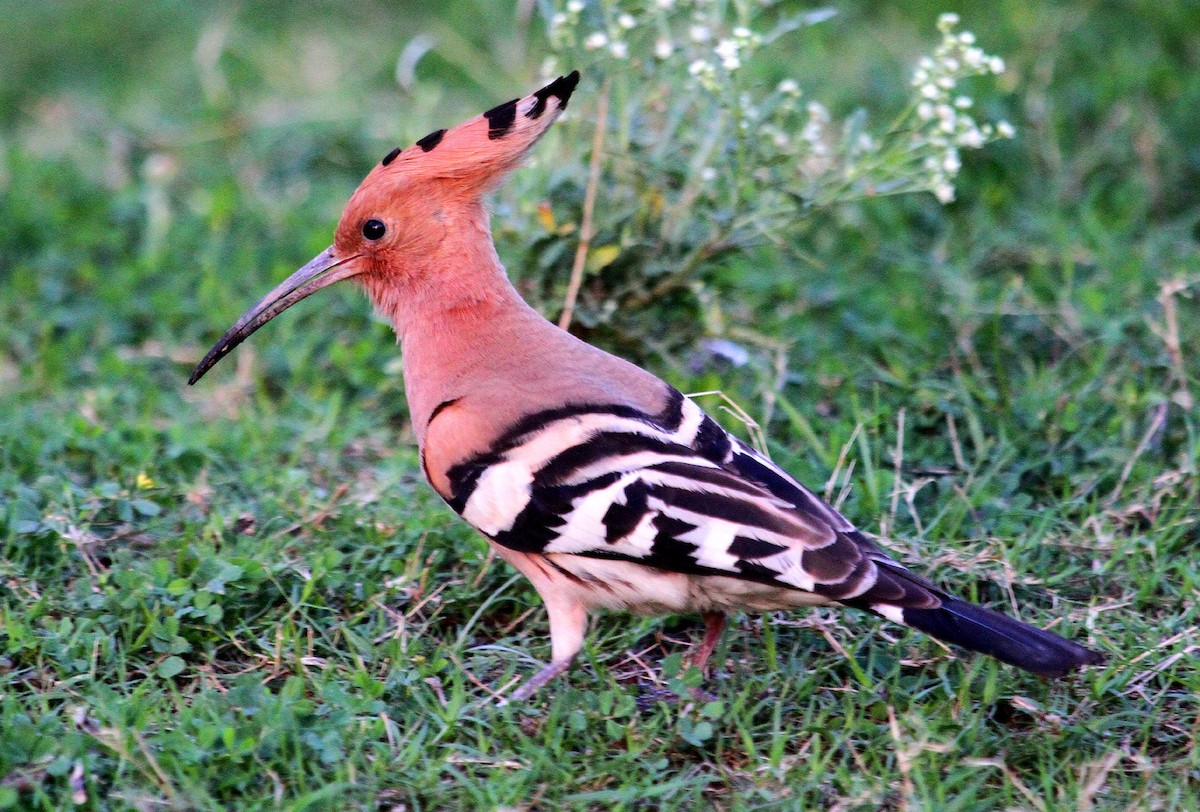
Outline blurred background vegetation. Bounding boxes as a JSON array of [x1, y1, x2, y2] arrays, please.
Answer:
[[1, 1, 1198, 809]]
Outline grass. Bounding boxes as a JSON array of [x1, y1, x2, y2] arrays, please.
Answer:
[[2, 0, 1198, 809]]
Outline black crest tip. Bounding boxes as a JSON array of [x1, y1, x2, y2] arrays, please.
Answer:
[[529, 70, 581, 119], [381, 146, 401, 166]]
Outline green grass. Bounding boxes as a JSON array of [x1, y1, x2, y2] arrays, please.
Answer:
[[2, 1, 1198, 809]]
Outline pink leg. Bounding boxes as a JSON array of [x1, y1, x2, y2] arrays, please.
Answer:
[[500, 590, 588, 704], [688, 611, 727, 675], [488, 548, 589, 704]]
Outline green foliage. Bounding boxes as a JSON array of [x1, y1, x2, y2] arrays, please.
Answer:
[[2, 0, 1199, 809]]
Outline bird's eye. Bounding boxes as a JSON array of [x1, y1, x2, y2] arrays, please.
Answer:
[[362, 219, 387, 240]]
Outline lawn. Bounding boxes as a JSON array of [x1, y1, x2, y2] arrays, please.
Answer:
[[2, 1, 1198, 809]]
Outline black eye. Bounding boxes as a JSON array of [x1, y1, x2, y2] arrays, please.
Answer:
[[362, 219, 387, 240]]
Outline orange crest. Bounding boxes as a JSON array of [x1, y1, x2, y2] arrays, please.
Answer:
[[362, 71, 578, 198]]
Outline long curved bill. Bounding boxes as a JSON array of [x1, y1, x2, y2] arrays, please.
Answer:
[[188, 247, 361, 385]]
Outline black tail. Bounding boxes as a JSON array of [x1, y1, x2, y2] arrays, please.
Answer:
[[898, 596, 1104, 678]]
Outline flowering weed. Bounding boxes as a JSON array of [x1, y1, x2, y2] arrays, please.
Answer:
[[511, 2, 1012, 351]]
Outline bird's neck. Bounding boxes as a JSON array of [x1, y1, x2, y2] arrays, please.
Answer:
[[362, 205, 552, 442]]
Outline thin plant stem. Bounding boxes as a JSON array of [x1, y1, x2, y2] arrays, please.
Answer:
[[559, 78, 611, 331]]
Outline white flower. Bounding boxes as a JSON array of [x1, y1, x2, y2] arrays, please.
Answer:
[[936, 75, 954, 89], [550, 12, 567, 29], [989, 56, 1005, 74], [917, 101, 934, 120], [943, 149, 961, 173], [954, 95, 972, 109], [689, 58, 711, 76], [715, 38, 741, 70], [584, 31, 608, 50], [617, 13, 636, 29], [656, 0, 674, 8], [997, 120, 1015, 138], [610, 40, 628, 58], [963, 47, 984, 68], [934, 181, 955, 203], [802, 102, 828, 152], [655, 38, 673, 59], [690, 24, 712, 43], [732, 26, 752, 39], [958, 127, 984, 148], [920, 83, 940, 99], [567, 0, 584, 12], [778, 78, 800, 95], [959, 30, 976, 45], [715, 39, 738, 60], [937, 12, 960, 30], [701, 166, 717, 182]]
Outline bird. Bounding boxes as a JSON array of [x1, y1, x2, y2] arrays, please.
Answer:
[[189, 71, 1105, 701]]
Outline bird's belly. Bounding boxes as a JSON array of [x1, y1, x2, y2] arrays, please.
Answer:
[[545, 554, 833, 615]]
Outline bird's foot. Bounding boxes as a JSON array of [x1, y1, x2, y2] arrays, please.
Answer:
[[500, 657, 574, 705]]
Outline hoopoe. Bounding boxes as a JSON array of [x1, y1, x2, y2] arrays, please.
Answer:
[[190, 72, 1104, 700]]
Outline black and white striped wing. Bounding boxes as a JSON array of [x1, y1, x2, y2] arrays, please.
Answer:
[[444, 390, 939, 610]]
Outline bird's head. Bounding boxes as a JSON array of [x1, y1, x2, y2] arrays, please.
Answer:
[[188, 71, 580, 385]]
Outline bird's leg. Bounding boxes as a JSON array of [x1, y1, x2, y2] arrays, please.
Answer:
[[687, 611, 727, 675], [500, 589, 587, 705]]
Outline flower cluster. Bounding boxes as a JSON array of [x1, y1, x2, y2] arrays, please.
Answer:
[[515, 3, 1014, 350], [544, 4, 1010, 207], [907, 13, 1014, 202], [548, 0, 766, 85]]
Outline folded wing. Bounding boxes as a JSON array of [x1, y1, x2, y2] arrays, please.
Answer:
[[444, 389, 940, 611]]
